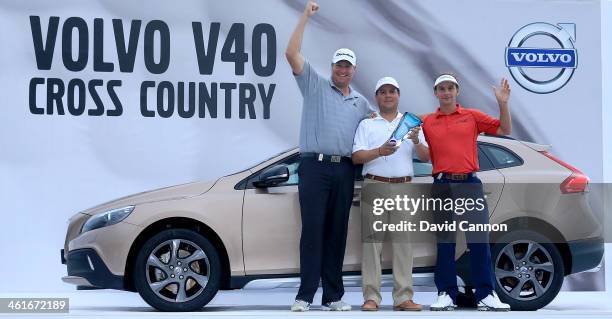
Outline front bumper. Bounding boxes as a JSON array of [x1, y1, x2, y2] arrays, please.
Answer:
[[567, 237, 604, 274], [62, 248, 124, 290]]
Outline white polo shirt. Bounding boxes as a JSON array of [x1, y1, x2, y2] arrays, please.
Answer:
[[352, 112, 427, 178]]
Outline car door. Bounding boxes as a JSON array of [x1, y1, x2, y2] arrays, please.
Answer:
[[241, 153, 302, 275], [241, 153, 367, 274], [477, 143, 506, 214]]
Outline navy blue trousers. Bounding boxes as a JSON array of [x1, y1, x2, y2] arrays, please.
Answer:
[[295, 158, 355, 304], [432, 175, 495, 302]]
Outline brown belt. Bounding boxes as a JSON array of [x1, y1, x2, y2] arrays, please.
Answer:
[[365, 174, 412, 183]]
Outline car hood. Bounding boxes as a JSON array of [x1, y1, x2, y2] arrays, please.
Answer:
[[80, 179, 219, 216]]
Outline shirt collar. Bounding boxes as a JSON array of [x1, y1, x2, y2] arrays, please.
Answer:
[[435, 104, 463, 118], [329, 79, 358, 99], [374, 111, 403, 122]]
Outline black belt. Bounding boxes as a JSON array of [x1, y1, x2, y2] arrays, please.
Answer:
[[434, 172, 475, 181], [302, 152, 352, 163]]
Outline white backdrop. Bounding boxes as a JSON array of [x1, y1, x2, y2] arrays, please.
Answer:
[[0, 0, 606, 292]]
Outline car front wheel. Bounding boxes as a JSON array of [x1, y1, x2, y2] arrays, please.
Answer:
[[133, 229, 221, 311], [491, 230, 564, 311]]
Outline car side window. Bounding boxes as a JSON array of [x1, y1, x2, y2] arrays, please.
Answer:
[[282, 160, 300, 186], [413, 159, 433, 176], [478, 146, 495, 171], [480, 143, 523, 169]]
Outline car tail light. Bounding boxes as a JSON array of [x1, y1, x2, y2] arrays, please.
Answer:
[[540, 151, 589, 193]]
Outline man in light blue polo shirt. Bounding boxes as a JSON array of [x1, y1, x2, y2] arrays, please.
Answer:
[[286, 0, 373, 312], [352, 77, 429, 312]]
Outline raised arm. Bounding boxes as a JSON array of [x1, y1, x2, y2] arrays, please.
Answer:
[[285, 1, 319, 75], [493, 78, 512, 135]]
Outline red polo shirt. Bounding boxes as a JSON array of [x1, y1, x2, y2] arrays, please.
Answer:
[[422, 104, 500, 174]]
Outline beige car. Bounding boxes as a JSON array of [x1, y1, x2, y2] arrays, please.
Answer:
[[61, 135, 603, 311]]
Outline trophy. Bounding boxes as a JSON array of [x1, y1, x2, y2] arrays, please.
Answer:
[[388, 112, 422, 146]]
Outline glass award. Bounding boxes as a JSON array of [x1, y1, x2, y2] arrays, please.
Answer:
[[388, 112, 423, 146]]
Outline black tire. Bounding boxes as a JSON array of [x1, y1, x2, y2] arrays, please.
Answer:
[[133, 229, 221, 311], [491, 230, 564, 311]]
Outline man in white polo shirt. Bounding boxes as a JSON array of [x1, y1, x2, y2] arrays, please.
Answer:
[[352, 77, 430, 311]]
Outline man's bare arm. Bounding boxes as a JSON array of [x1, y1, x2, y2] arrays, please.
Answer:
[[493, 78, 512, 135], [285, 1, 319, 75]]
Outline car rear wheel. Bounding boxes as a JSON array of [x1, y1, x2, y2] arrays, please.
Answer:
[[491, 230, 564, 311], [134, 229, 221, 311]]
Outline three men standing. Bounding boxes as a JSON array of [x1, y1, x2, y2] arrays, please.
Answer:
[[285, 0, 373, 312], [286, 1, 513, 312]]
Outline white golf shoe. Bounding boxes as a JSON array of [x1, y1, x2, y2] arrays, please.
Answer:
[[430, 292, 457, 311], [477, 292, 511, 311]]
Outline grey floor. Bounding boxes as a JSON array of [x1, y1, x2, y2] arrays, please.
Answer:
[[2, 289, 612, 318]]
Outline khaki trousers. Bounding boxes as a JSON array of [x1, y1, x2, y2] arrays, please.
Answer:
[[361, 178, 414, 306]]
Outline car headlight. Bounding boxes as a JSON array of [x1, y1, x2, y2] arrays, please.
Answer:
[[81, 206, 135, 234]]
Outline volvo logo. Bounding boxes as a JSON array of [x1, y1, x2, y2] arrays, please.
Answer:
[[505, 23, 577, 94]]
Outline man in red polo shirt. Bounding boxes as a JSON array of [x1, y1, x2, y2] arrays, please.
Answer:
[[424, 74, 512, 311]]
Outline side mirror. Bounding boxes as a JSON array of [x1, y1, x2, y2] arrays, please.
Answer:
[[253, 165, 290, 188]]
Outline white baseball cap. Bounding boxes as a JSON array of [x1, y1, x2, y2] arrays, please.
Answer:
[[332, 48, 356, 65], [375, 76, 400, 93], [433, 74, 459, 88]]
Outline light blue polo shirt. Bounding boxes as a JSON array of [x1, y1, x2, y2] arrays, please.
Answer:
[[294, 60, 373, 157]]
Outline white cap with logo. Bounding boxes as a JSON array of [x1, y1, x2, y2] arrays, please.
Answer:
[[433, 74, 459, 88], [375, 76, 400, 93], [332, 48, 357, 65]]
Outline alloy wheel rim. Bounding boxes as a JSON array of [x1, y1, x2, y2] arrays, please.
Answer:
[[145, 239, 211, 303], [495, 240, 555, 301]]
